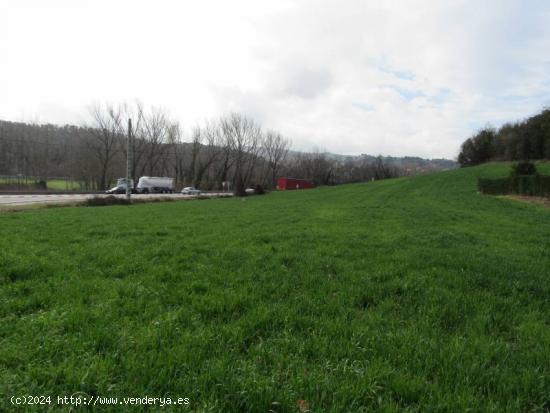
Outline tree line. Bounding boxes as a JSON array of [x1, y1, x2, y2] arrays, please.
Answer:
[[0, 101, 402, 194], [458, 108, 550, 166]]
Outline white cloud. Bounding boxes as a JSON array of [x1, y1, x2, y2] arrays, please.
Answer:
[[1, 0, 550, 158]]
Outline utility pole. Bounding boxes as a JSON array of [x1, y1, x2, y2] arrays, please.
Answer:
[[126, 118, 133, 200]]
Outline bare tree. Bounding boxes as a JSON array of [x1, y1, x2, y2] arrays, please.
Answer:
[[29, 123, 50, 183], [284, 150, 334, 185], [186, 126, 201, 186], [86, 102, 125, 189], [116, 101, 147, 183], [372, 155, 399, 180], [166, 121, 185, 187], [220, 113, 264, 196], [214, 128, 235, 190], [140, 107, 171, 177], [192, 121, 221, 188], [1, 109, 408, 191], [263, 130, 290, 187]]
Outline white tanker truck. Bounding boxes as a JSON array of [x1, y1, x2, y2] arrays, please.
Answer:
[[106, 176, 174, 194], [136, 176, 174, 194]]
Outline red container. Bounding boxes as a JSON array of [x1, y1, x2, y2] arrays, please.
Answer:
[[276, 178, 315, 190]]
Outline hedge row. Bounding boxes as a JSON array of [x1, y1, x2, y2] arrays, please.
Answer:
[[478, 178, 510, 195], [537, 175, 550, 196], [478, 175, 550, 196]]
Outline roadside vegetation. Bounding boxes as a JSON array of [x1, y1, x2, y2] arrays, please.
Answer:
[[458, 107, 550, 166], [0, 178, 83, 191], [478, 161, 550, 197], [1, 104, 442, 195], [1, 163, 549, 412]]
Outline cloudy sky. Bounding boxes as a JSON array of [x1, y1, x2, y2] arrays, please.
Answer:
[[2, 0, 550, 159]]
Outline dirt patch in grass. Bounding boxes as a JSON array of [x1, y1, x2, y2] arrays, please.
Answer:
[[0, 202, 81, 213], [501, 195, 550, 208]]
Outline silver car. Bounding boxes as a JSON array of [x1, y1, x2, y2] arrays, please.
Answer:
[[181, 186, 201, 195]]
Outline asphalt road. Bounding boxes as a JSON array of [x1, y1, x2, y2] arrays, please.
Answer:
[[0, 192, 231, 206]]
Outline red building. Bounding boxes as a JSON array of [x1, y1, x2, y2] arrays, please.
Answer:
[[276, 178, 315, 190]]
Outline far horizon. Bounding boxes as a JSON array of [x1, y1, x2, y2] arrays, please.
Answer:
[[2, 0, 550, 159]]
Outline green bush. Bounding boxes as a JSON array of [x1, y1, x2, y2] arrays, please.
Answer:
[[510, 175, 538, 195], [478, 162, 550, 196], [536, 175, 550, 196], [479, 174, 550, 196], [511, 161, 537, 176]]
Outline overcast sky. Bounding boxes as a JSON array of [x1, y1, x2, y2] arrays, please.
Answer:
[[2, 0, 550, 159]]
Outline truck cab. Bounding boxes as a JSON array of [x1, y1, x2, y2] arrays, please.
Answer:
[[106, 178, 135, 194]]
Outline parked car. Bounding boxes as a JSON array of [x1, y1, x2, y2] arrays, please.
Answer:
[[106, 186, 123, 194], [245, 187, 255, 195], [181, 186, 201, 195]]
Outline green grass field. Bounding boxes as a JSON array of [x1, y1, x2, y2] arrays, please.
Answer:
[[45, 180, 82, 191], [1, 163, 549, 412], [0, 178, 81, 191]]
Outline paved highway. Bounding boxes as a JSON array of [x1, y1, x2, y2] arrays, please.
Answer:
[[0, 192, 231, 206]]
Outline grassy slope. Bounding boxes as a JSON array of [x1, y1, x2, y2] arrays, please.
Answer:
[[1, 163, 549, 412]]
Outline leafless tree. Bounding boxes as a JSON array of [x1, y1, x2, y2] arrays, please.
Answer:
[[372, 155, 399, 180], [284, 150, 334, 185], [262, 130, 290, 187], [214, 128, 235, 190], [1, 100, 410, 192], [220, 113, 264, 196], [115, 101, 147, 183], [86, 102, 125, 189], [186, 126, 201, 186], [191, 121, 221, 188], [166, 121, 185, 187], [140, 106, 171, 177]]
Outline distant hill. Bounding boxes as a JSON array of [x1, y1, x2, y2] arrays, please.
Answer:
[[288, 150, 457, 174]]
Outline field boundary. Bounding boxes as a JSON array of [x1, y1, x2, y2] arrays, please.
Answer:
[[498, 194, 550, 208]]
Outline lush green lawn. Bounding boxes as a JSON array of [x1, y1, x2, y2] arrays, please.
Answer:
[[45, 180, 82, 191], [0, 178, 81, 190], [1, 163, 549, 412]]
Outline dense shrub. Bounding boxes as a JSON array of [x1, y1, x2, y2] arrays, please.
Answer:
[[85, 196, 131, 207], [479, 174, 550, 196], [478, 178, 511, 195], [478, 162, 550, 196], [536, 175, 550, 196], [510, 175, 538, 196], [511, 161, 537, 176]]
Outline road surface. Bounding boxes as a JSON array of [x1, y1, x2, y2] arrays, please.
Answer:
[[0, 192, 231, 207]]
